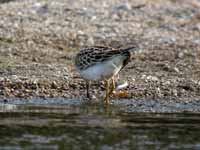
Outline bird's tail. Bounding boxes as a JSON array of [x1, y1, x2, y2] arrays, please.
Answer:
[[121, 46, 138, 52]]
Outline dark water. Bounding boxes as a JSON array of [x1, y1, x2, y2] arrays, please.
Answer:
[[0, 104, 200, 150]]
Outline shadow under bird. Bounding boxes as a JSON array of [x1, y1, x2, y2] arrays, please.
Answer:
[[75, 46, 137, 104]]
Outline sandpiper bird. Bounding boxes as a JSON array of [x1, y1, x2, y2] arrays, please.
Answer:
[[75, 46, 136, 104]]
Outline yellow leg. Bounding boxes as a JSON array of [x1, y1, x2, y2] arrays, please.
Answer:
[[104, 79, 110, 104], [112, 77, 116, 91], [108, 77, 116, 96]]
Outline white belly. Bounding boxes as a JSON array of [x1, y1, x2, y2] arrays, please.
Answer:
[[79, 59, 122, 81]]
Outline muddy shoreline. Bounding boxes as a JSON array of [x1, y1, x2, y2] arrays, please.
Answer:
[[0, 0, 200, 112], [1, 98, 200, 113]]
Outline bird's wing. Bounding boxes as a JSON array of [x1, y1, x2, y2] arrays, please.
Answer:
[[76, 46, 122, 70]]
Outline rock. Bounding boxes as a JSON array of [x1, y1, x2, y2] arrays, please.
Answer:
[[113, 3, 132, 11], [146, 75, 159, 82], [51, 81, 58, 89]]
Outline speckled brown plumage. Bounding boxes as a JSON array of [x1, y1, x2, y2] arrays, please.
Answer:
[[75, 46, 133, 70]]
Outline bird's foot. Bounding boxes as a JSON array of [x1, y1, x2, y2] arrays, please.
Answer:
[[103, 96, 109, 104]]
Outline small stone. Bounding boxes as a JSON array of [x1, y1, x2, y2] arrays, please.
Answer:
[[172, 89, 178, 97], [87, 36, 94, 45], [51, 81, 58, 89], [146, 75, 159, 82], [4, 87, 11, 95], [32, 57, 38, 62], [173, 67, 180, 73], [114, 3, 132, 11], [91, 94, 97, 100], [78, 30, 84, 35], [177, 52, 184, 58]]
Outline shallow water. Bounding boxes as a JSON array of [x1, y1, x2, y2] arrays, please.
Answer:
[[0, 101, 200, 150]]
